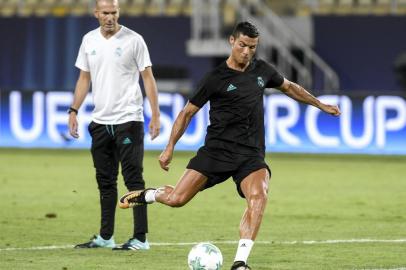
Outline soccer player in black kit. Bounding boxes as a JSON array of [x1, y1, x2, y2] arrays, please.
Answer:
[[119, 22, 341, 269]]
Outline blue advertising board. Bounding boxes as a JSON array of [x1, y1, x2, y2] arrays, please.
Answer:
[[0, 91, 405, 155]]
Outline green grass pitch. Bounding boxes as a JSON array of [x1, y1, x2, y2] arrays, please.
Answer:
[[0, 148, 405, 269]]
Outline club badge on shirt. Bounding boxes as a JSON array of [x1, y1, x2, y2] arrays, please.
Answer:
[[257, 76, 265, 87], [115, 47, 123, 57]]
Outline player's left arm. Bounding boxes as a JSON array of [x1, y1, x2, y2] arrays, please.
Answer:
[[277, 78, 341, 116], [141, 66, 161, 140]]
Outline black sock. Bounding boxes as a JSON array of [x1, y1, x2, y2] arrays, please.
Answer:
[[100, 234, 112, 240], [133, 233, 146, 243]]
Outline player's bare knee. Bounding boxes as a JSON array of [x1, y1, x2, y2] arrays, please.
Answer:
[[248, 190, 268, 207]]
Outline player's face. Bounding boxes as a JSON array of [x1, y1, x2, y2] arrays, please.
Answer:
[[94, 0, 120, 35], [230, 34, 258, 65]]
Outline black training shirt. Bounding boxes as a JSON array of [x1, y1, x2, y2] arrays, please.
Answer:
[[189, 58, 284, 158]]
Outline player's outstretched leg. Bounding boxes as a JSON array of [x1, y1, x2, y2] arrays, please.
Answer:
[[119, 169, 208, 209]]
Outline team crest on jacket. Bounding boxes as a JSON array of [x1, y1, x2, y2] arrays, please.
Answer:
[[257, 76, 265, 87], [115, 47, 123, 57]]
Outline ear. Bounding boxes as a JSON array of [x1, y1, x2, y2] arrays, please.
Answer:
[[229, 35, 235, 47], [94, 8, 98, 19]]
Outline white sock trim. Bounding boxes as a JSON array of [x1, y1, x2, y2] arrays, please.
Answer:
[[144, 189, 157, 203], [234, 239, 254, 263]]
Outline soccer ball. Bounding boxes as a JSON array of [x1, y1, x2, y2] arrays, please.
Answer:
[[188, 242, 223, 270]]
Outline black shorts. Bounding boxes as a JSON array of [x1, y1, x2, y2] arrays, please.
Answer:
[[186, 146, 271, 198]]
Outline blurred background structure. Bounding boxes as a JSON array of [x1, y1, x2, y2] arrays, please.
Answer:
[[1, 0, 406, 94], [0, 0, 405, 153]]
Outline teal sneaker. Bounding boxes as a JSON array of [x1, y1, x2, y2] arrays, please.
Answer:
[[112, 238, 150, 251], [74, 235, 116, 249]]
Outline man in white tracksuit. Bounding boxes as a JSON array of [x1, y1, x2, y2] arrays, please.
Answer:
[[68, 0, 160, 250]]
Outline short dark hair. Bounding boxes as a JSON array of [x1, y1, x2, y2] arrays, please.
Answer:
[[231, 21, 259, 39]]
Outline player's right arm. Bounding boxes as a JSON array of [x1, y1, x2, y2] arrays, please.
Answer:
[[158, 102, 200, 171], [68, 70, 91, 138]]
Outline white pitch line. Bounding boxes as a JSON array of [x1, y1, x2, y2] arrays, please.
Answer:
[[1, 239, 405, 252], [0, 245, 74, 252], [271, 239, 406, 245], [360, 268, 406, 270]]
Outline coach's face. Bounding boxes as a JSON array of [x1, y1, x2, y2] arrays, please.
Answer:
[[95, 0, 120, 36], [229, 34, 258, 66]]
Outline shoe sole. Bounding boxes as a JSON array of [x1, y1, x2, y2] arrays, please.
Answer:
[[112, 246, 149, 251], [118, 190, 143, 209]]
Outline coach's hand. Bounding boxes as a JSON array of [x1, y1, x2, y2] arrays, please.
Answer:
[[149, 115, 160, 140], [159, 147, 173, 171], [68, 113, 79, 138]]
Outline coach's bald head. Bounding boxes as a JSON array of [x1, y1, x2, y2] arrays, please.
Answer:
[[94, 0, 120, 37]]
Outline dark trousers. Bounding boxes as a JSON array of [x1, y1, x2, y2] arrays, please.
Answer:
[[88, 121, 148, 240]]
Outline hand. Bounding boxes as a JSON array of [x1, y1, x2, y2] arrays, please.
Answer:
[[149, 116, 160, 140], [158, 147, 173, 171], [320, 104, 341, 116], [68, 113, 79, 138]]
